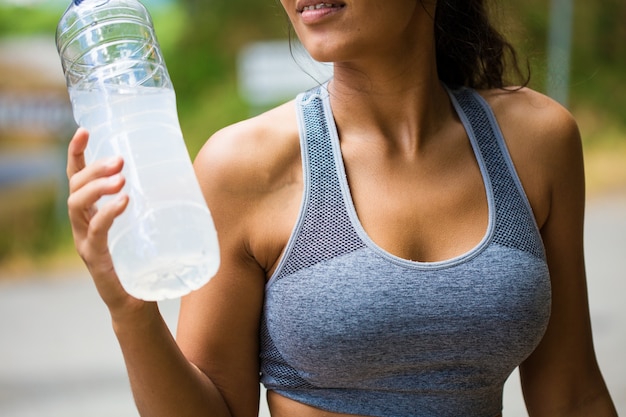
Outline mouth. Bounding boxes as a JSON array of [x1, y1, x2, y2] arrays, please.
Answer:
[[297, 2, 345, 13]]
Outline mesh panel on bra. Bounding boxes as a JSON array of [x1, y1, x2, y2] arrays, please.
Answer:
[[273, 89, 366, 283], [259, 317, 316, 389], [452, 88, 545, 260]]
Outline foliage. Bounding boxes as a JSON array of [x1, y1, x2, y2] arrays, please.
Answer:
[[505, 0, 626, 129], [167, 0, 287, 99], [0, 185, 71, 263], [0, 5, 62, 37], [161, 0, 290, 153]]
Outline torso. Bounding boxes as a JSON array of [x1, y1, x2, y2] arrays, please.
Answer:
[[221, 86, 558, 417]]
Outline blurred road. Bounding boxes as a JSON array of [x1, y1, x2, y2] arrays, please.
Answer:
[[0, 193, 624, 417]]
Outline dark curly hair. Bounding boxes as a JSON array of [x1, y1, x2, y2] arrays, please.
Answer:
[[433, 0, 530, 89]]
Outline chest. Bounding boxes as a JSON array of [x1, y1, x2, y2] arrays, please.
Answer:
[[343, 142, 489, 263], [264, 245, 551, 388]]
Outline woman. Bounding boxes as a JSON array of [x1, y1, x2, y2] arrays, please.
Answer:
[[66, 0, 618, 416]]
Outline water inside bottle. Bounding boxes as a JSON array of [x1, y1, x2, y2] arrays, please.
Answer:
[[70, 86, 220, 300]]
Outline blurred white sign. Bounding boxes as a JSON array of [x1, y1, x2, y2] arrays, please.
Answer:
[[0, 93, 74, 135], [238, 40, 333, 108]]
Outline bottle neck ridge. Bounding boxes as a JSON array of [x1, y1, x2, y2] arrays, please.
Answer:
[[74, 0, 110, 6]]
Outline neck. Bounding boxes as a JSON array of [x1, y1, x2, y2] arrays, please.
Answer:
[[327, 17, 453, 156]]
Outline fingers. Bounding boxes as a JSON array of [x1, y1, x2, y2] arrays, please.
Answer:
[[67, 127, 89, 179], [69, 156, 124, 195], [67, 128, 124, 194], [82, 192, 129, 259], [65, 129, 142, 309], [67, 171, 126, 229], [66, 127, 128, 254], [73, 188, 137, 309], [91, 193, 129, 237]]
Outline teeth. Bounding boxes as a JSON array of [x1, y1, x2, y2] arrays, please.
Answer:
[[302, 3, 337, 11]]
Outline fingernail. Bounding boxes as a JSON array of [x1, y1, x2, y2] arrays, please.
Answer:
[[116, 193, 128, 206], [109, 174, 122, 184], [106, 156, 121, 167]]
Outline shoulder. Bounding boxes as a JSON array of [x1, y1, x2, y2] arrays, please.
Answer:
[[477, 87, 581, 154], [478, 87, 584, 228], [479, 87, 583, 188], [191, 99, 304, 274], [191, 99, 303, 262], [479, 87, 579, 140], [193, 100, 301, 201]]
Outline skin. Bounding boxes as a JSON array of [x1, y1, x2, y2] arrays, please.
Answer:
[[66, 0, 618, 416]]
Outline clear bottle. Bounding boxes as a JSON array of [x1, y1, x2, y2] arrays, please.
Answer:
[[56, 0, 220, 301]]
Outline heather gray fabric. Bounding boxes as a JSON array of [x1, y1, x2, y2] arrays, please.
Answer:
[[259, 85, 551, 417]]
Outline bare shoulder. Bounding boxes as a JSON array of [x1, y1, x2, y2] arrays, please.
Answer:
[[191, 100, 303, 273], [193, 100, 301, 202], [478, 87, 584, 227], [479, 86, 580, 148]]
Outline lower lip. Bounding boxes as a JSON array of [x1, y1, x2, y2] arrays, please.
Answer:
[[300, 6, 344, 24]]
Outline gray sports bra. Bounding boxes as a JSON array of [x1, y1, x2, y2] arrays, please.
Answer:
[[260, 85, 551, 417]]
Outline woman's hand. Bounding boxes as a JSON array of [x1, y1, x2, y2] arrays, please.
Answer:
[[66, 128, 147, 317]]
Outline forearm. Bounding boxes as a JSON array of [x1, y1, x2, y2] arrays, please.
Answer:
[[523, 365, 617, 417], [573, 391, 619, 417], [112, 303, 232, 417], [527, 390, 617, 417], [567, 389, 616, 417]]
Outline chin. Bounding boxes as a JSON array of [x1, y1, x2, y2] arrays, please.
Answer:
[[300, 40, 353, 65]]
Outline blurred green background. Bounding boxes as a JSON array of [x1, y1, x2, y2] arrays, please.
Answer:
[[0, 0, 624, 276]]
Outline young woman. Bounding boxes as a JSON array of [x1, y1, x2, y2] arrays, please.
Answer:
[[66, 0, 617, 416]]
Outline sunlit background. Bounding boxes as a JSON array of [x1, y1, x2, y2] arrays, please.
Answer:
[[0, 0, 624, 416]]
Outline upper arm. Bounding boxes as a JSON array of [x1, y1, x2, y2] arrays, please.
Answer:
[[503, 92, 615, 415], [175, 124, 268, 417]]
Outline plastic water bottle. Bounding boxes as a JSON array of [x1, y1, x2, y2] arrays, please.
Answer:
[[56, 0, 220, 301]]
